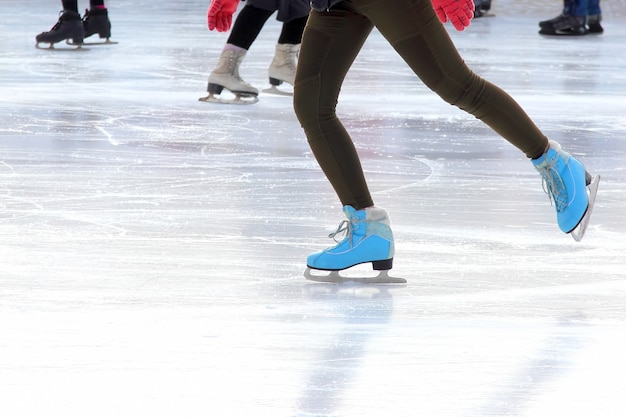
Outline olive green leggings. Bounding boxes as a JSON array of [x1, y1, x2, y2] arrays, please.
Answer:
[[293, 0, 549, 210]]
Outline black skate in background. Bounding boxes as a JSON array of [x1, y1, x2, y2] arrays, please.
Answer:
[[539, 14, 588, 36], [474, 0, 494, 18], [35, 9, 84, 49], [67, 8, 118, 46]]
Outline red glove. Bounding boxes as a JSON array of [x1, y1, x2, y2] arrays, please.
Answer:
[[207, 0, 239, 32], [431, 0, 474, 31]]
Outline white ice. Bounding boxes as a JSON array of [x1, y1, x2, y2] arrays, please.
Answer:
[[1, 0, 626, 416]]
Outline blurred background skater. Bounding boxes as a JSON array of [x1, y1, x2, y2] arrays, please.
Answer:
[[35, 0, 114, 49], [539, 0, 603, 35], [474, 0, 493, 18], [200, 0, 309, 104]]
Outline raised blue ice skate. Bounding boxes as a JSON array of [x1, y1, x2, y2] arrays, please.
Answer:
[[532, 140, 600, 241], [305, 206, 404, 283]]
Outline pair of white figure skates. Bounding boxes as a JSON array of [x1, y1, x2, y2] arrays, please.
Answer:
[[305, 141, 600, 283], [200, 43, 299, 104]]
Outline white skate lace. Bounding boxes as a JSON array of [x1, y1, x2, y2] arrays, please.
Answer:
[[228, 55, 254, 88], [328, 220, 351, 243], [539, 163, 568, 212]]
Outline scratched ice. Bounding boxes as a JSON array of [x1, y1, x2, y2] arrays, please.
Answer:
[[1, 1, 625, 416]]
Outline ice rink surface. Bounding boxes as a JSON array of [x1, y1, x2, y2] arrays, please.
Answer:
[[2, 1, 626, 416]]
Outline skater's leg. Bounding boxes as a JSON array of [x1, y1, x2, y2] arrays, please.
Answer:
[[226, 5, 275, 50], [268, 16, 308, 87], [562, 0, 575, 15], [569, 0, 589, 18], [90, 0, 106, 9], [359, 0, 548, 159], [294, 7, 396, 272], [359, 0, 595, 237], [588, 0, 601, 16], [294, 7, 375, 209], [278, 15, 308, 44], [63, 0, 79, 13]]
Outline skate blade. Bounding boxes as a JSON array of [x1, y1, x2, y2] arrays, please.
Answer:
[[304, 268, 407, 284], [262, 85, 293, 96], [36, 42, 86, 51], [539, 28, 588, 36], [198, 93, 259, 105], [570, 174, 600, 242], [67, 39, 118, 46]]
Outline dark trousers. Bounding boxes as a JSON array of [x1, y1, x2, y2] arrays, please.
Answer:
[[294, 0, 548, 209], [227, 5, 308, 49]]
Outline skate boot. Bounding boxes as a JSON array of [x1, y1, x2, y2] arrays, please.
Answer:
[[304, 206, 405, 283], [35, 9, 84, 49], [474, 0, 492, 18], [82, 7, 113, 43], [199, 49, 259, 104], [532, 140, 600, 241], [587, 14, 604, 34], [539, 14, 588, 35], [264, 43, 300, 95]]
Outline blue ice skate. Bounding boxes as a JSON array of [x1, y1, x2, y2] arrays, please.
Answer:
[[532, 140, 600, 241], [304, 206, 405, 283]]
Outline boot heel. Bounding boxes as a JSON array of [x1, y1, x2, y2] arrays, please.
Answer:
[[207, 83, 224, 95], [269, 77, 283, 86], [372, 258, 393, 271]]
